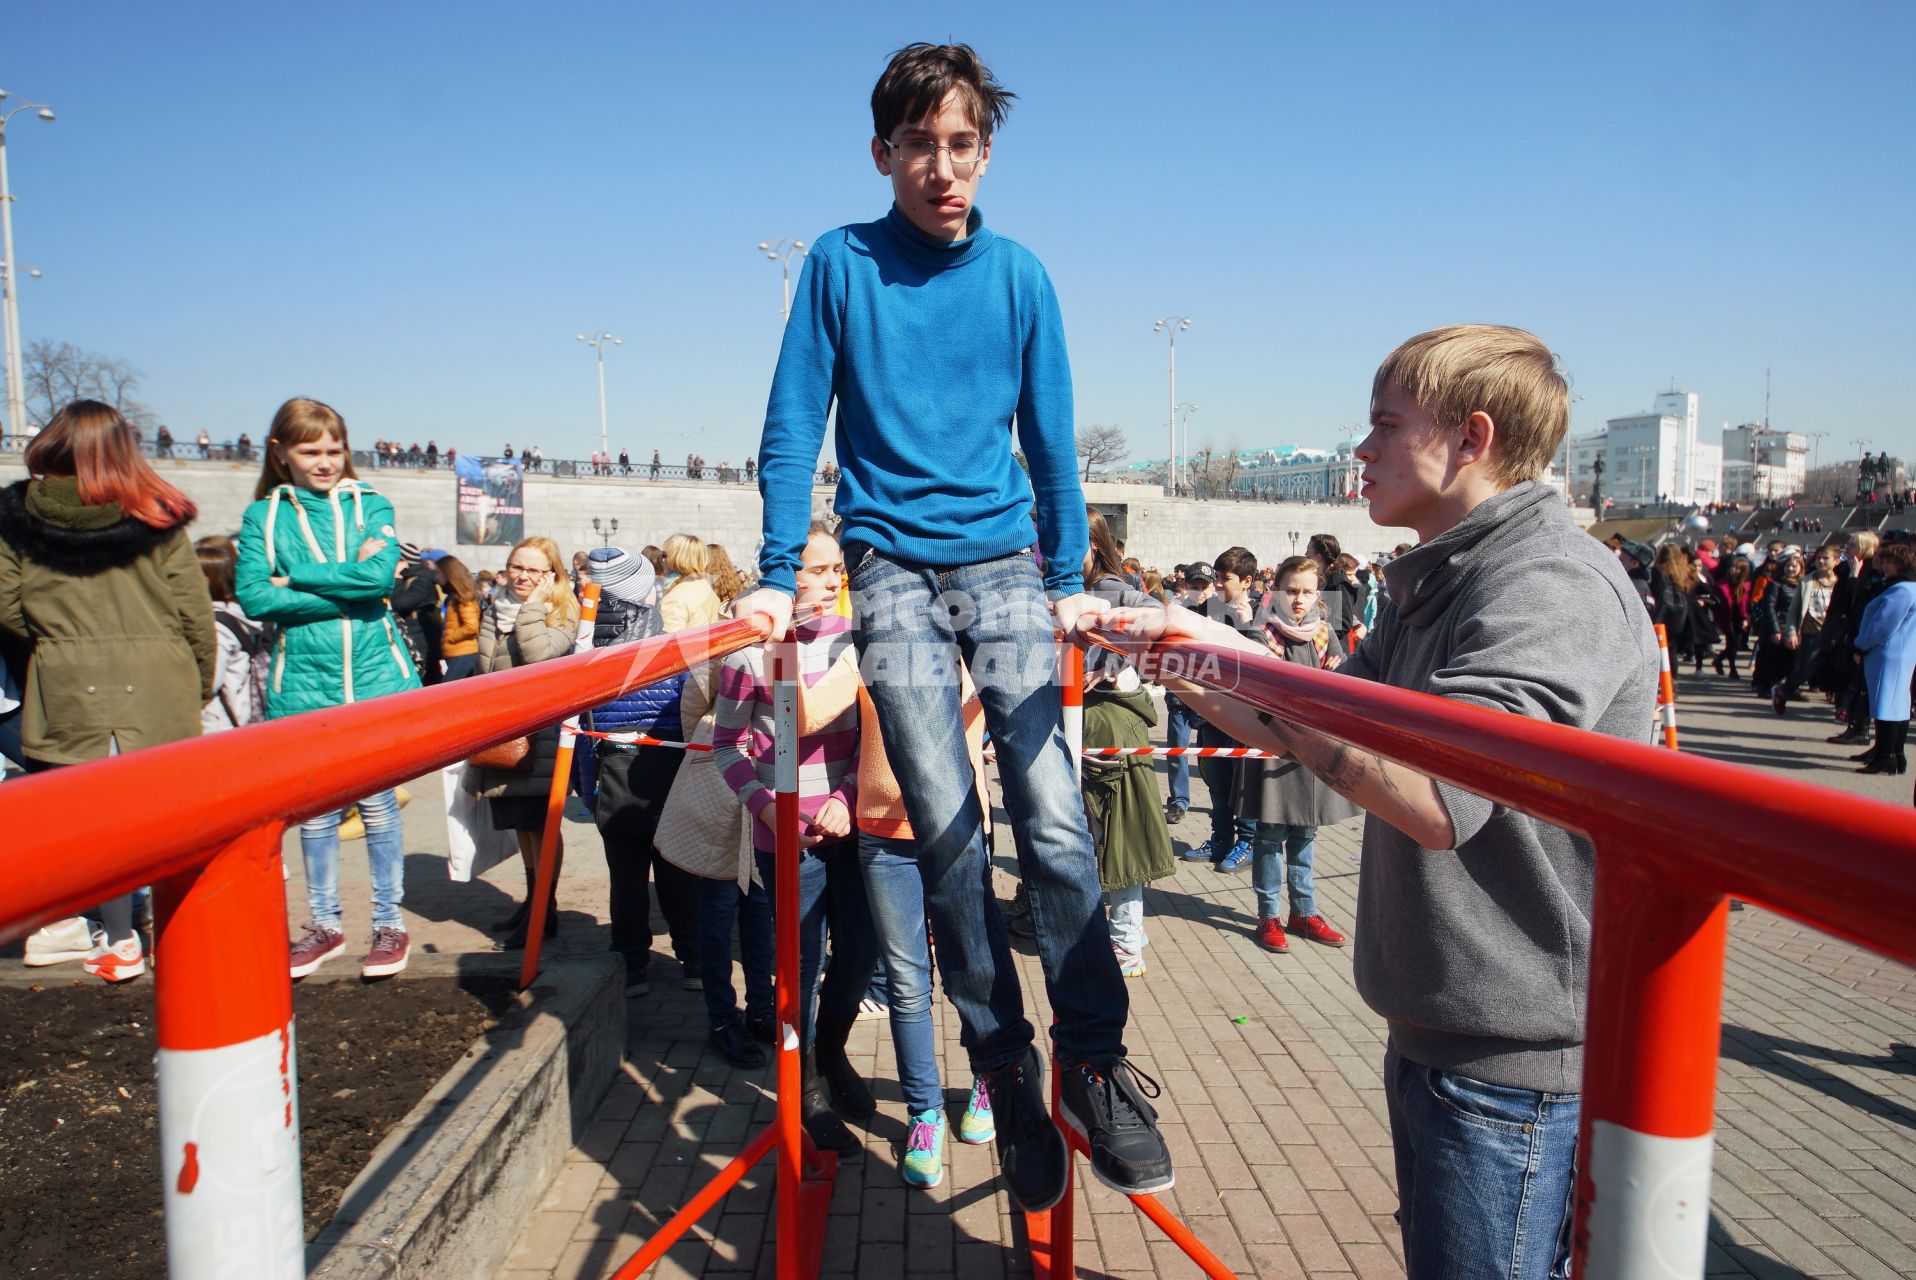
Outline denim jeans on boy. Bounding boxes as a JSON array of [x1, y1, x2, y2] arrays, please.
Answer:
[[1198, 723, 1256, 850], [1383, 1045, 1578, 1280], [849, 545, 1127, 1071], [1251, 822, 1317, 920], [698, 874, 774, 1032], [301, 789, 404, 929], [858, 831, 947, 1115], [1161, 693, 1198, 811], [753, 839, 878, 1050]]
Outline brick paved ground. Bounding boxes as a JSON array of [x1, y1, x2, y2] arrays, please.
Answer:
[[471, 666, 1916, 1279], [15, 661, 1899, 1276]]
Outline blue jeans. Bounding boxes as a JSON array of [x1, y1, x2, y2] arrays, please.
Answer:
[[301, 789, 404, 929], [698, 873, 774, 1032], [858, 831, 945, 1114], [1162, 693, 1198, 810], [1252, 822, 1316, 919], [1198, 723, 1255, 850], [1383, 1046, 1579, 1280], [758, 839, 877, 1050], [849, 545, 1127, 1070]]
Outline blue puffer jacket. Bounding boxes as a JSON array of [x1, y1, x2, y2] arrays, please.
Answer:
[[584, 593, 682, 739]]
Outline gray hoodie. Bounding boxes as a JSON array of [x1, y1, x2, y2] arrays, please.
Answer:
[[1344, 482, 1658, 1092]]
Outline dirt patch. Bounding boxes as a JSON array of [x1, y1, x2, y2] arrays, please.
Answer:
[[0, 975, 518, 1279]]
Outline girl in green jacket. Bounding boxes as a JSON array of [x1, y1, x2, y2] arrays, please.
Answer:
[[235, 398, 420, 981]]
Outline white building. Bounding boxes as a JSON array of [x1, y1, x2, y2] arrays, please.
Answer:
[[1720, 424, 1807, 502], [1557, 388, 1724, 507]]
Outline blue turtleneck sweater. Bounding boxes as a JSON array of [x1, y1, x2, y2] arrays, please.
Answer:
[[755, 205, 1087, 596]]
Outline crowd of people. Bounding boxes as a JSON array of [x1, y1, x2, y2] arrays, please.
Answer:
[[18, 40, 1916, 1278], [1606, 528, 1916, 775]]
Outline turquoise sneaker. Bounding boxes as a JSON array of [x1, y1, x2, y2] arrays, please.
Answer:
[[901, 1108, 946, 1188], [958, 1076, 995, 1145]]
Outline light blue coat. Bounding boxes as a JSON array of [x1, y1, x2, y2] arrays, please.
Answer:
[[1855, 579, 1916, 721]]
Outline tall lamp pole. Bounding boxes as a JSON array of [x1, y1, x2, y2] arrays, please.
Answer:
[[0, 259, 39, 439], [0, 90, 55, 439], [576, 331, 621, 465], [759, 238, 808, 320], [1177, 402, 1197, 494], [1154, 316, 1191, 494]]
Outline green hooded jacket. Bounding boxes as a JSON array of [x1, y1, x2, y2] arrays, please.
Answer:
[[234, 480, 420, 718], [0, 477, 216, 763]]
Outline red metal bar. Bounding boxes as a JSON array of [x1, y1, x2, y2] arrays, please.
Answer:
[[1099, 632, 1916, 962], [519, 584, 602, 989], [606, 1123, 779, 1280], [0, 615, 770, 944]]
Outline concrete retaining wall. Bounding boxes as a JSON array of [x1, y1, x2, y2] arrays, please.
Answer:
[[305, 953, 625, 1280], [0, 458, 1418, 573]]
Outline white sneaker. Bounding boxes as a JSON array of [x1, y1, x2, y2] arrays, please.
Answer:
[[25, 916, 95, 966], [83, 933, 147, 983]]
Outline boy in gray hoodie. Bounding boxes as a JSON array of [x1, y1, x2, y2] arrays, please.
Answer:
[[1092, 324, 1657, 1280]]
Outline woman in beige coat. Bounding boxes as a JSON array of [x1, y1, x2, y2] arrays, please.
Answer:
[[658, 532, 722, 633], [465, 535, 580, 948]]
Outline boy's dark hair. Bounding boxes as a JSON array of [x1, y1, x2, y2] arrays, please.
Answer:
[[872, 43, 1016, 142], [1214, 546, 1257, 580]]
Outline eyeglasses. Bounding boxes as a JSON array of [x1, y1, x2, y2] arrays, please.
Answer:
[[882, 137, 983, 173], [506, 565, 551, 578]]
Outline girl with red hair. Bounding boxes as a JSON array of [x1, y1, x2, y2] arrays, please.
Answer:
[[0, 400, 216, 981]]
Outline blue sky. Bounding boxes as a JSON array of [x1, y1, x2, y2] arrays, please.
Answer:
[[5, 1, 1912, 472]]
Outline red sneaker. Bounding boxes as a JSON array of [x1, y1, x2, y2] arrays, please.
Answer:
[[1288, 913, 1348, 947], [360, 926, 411, 979], [1254, 918, 1290, 953], [289, 922, 345, 979]]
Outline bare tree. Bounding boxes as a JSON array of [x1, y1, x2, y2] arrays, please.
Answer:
[[22, 339, 155, 429], [1188, 442, 1243, 499], [1076, 423, 1129, 481]]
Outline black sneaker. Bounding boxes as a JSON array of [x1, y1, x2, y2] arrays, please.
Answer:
[[745, 1013, 777, 1045], [1058, 1058, 1174, 1195], [708, 1022, 767, 1068], [981, 1047, 1068, 1213]]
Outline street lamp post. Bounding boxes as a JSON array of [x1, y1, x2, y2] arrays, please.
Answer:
[[0, 90, 56, 439], [758, 238, 808, 320], [1177, 402, 1197, 495], [576, 331, 621, 468], [1154, 316, 1191, 495], [0, 259, 40, 441], [592, 516, 619, 547]]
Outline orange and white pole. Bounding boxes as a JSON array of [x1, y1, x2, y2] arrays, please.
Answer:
[[1653, 623, 1679, 750], [154, 821, 305, 1279], [519, 583, 601, 988], [1060, 642, 1084, 783], [1574, 848, 1725, 1278]]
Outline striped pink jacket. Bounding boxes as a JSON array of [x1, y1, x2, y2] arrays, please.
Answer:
[[710, 613, 859, 851]]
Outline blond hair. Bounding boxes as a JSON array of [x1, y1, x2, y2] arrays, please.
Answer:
[[661, 532, 708, 579], [510, 536, 580, 631], [1372, 324, 1569, 486], [1849, 531, 1880, 561]]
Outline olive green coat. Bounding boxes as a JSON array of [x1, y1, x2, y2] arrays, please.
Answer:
[[0, 477, 216, 764], [1081, 688, 1177, 892]]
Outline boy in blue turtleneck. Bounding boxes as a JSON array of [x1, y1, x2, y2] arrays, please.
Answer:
[[731, 43, 1172, 1208]]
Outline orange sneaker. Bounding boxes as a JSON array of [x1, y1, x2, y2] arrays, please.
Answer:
[[1254, 918, 1289, 953]]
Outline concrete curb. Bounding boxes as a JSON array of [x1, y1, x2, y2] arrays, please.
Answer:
[[306, 951, 626, 1280]]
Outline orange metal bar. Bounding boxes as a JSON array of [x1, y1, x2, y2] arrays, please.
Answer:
[[520, 583, 602, 989], [0, 614, 770, 944], [606, 1123, 779, 1279]]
